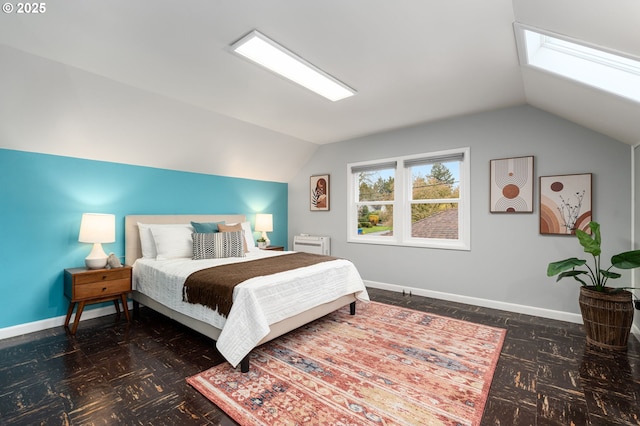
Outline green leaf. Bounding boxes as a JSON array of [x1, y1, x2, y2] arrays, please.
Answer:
[[556, 270, 587, 279], [611, 250, 640, 269], [556, 270, 589, 286], [600, 270, 621, 279], [590, 221, 601, 246], [547, 258, 587, 276], [576, 228, 601, 256]]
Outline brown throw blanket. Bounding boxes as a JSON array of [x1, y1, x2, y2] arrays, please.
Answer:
[[183, 252, 338, 317]]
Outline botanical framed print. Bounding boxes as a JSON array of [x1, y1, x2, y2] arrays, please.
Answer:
[[540, 173, 592, 235], [310, 174, 329, 211], [489, 156, 534, 213]]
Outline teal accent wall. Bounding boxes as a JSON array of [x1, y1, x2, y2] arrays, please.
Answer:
[[0, 149, 288, 329]]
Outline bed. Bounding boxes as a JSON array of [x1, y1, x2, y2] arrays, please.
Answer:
[[124, 214, 369, 372]]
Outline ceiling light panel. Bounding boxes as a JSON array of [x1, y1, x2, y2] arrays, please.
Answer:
[[231, 30, 356, 102]]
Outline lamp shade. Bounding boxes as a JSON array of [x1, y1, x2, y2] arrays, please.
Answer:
[[255, 214, 273, 232], [79, 213, 115, 243]]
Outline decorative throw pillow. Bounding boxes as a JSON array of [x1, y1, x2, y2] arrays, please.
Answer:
[[218, 223, 248, 252], [190, 221, 221, 233], [217, 223, 242, 232], [192, 231, 246, 259], [221, 222, 259, 252]]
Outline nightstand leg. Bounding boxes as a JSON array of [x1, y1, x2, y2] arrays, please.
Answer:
[[71, 301, 86, 335], [64, 302, 76, 328], [121, 294, 130, 322], [113, 299, 121, 320]]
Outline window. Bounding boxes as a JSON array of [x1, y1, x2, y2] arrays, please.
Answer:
[[514, 23, 640, 104], [347, 148, 470, 250]]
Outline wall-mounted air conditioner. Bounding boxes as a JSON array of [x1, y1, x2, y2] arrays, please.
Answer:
[[293, 235, 330, 255]]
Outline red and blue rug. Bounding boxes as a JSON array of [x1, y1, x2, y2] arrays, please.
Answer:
[[188, 301, 506, 425]]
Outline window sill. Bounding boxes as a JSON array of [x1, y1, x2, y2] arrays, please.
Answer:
[[347, 237, 470, 251]]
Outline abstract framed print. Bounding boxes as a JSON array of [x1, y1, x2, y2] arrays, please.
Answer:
[[539, 173, 592, 235], [310, 174, 329, 211], [489, 156, 534, 213]]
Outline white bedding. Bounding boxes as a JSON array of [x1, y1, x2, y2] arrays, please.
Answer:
[[133, 250, 369, 367]]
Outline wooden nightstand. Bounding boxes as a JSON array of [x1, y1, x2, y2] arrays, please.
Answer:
[[262, 245, 284, 251], [64, 266, 132, 334]]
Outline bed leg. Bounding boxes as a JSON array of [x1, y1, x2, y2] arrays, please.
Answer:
[[350, 301, 356, 315], [240, 355, 250, 373], [133, 300, 140, 319]]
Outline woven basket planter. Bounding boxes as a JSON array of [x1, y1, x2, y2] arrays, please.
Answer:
[[578, 287, 634, 351]]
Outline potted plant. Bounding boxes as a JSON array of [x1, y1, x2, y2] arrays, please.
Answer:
[[547, 221, 640, 350], [256, 237, 267, 249]]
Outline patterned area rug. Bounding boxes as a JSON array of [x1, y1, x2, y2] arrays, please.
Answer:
[[187, 301, 506, 425]]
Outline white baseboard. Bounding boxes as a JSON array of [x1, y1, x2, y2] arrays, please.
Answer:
[[365, 280, 585, 323], [0, 301, 134, 341], [365, 280, 640, 336]]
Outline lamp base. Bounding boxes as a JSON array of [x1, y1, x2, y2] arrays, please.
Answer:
[[261, 231, 271, 247], [85, 243, 108, 269]]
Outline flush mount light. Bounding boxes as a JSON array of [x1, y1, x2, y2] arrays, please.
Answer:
[[231, 30, 356, 102]]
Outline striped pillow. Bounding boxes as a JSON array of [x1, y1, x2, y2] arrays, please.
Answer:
[[192, 231, 246, 260]]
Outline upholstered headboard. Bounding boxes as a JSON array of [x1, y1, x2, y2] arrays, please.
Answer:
[[124, 214, 246, 266]]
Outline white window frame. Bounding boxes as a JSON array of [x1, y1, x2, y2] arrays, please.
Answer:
[[347, 147, 470, 250]]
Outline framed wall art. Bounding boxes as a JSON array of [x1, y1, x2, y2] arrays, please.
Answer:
[[489, 156, 534, 213], [539, 173, 592, 235], [310, 174, 329, 211]]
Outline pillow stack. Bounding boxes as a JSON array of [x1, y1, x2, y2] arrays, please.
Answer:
[[137, 220, 258, 261]]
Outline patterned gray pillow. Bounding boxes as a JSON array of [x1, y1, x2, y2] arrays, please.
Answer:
[[192, 231, 245, 259]]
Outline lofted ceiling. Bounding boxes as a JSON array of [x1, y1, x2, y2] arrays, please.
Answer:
[[1, 0, 639, 181]]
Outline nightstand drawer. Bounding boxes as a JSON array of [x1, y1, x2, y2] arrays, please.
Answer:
[[74, 278, 131, 299], [74, 268, 130, 285]]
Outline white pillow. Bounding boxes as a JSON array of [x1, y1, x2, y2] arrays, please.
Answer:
[[226, 221, 259, 252], [137, 223, 157, 258], [145, 224, 194, 260], [138, 223, 193, 258]]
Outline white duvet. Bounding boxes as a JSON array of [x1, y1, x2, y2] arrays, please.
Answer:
[[133, 250, 369, 367]]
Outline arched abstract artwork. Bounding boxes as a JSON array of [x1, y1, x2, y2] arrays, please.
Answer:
[[310, 174, 330, 211], [490, 156, 534, 213], [539, 173, 592, 235]]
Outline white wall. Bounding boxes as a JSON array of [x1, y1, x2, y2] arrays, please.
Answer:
[[288, 105, 632, 322], [0, 44, 317, 183]]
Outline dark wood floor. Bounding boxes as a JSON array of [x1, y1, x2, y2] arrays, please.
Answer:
[[1, 288, 638, 425]]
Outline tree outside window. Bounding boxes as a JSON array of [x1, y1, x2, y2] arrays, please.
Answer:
[[410, 161, 460, 239], [355, 169, 394, 236]]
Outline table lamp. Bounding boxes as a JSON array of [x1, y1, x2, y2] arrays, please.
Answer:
[[255, 213, 273, 246], [79, 213, 115, 269]]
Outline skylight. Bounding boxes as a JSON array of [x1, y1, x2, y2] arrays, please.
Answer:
[[230, 30, 356, 102], [514, 23, 640, 104]]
